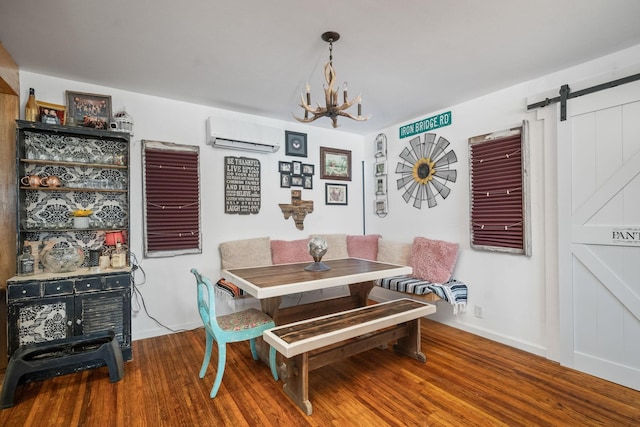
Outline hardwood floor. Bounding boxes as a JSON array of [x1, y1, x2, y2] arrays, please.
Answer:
[[1, 319, 638, 426]]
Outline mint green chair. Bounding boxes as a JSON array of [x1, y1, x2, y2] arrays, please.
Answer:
[[190, 269, 278, 398]]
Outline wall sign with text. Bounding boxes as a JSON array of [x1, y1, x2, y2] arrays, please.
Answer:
[[399, 111, 452, 139], [224, 156, 261, 214]]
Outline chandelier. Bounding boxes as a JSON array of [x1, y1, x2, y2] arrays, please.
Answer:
[[294, 31, 370, 128]]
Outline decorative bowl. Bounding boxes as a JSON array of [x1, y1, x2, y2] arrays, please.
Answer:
[[41, 246, 84, 273]]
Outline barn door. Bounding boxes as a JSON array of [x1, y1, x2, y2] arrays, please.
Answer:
[[557, 80, 640, 390]]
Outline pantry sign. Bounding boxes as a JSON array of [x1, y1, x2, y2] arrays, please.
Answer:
[[399, 111, 452, 139]]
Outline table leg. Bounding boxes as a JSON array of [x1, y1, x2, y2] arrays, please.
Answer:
[[393, 319, 426, 362], [348, 281, 374, 307], [260, 296, 282, 322], [256, 296, 283, 366]]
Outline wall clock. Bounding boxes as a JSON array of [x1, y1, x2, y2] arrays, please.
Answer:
[[395, 132, 457, 209]]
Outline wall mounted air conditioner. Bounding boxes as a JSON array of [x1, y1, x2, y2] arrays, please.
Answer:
[[206, 116, 281, 153]]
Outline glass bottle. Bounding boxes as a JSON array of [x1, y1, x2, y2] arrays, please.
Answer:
[[111, 242, 126, 268], [25, 88, 39, 122], [18, 245, 35, 275]]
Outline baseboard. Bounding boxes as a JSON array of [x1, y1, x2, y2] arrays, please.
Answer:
[[370, 290, 547, 358], [132, 320, 202, 341]]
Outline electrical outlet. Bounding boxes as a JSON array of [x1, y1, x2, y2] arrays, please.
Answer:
[[474, 305, 483, 319]]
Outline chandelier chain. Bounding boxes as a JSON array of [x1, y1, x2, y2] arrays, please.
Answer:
[[328, 40, 333, 64]]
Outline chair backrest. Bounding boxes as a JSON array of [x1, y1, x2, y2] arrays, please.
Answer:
[[190, 268, 221, 333]]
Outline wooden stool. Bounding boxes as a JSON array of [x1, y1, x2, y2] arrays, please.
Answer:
[[0, 331, 124, 409]]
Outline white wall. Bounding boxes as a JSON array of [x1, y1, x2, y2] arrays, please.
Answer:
[[19, 72, 364, 340], [366, 43, 640, 358], [19, 42, 640, 360]]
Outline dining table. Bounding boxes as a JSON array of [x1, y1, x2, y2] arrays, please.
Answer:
[[222, 258, 412, 363], [222, 257, 412, 323]]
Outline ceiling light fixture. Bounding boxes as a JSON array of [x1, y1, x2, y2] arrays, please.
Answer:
[[294, 31, 370, 128]]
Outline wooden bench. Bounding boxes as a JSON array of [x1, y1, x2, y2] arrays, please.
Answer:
[[263, 298, 436, 415]]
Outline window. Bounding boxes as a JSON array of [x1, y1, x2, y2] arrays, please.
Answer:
[[468, 121, 531, 255], [142, 140, 201, 257]]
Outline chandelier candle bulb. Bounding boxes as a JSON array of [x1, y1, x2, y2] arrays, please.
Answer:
[[343, 82, 348, 103]]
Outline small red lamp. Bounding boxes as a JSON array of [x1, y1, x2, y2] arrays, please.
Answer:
[[105, 231, 125, 246]]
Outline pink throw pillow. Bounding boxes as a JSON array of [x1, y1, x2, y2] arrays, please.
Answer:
[[347, 235, 380, 260], [270, 239, 314, 265], [409, 237, 459, 283]]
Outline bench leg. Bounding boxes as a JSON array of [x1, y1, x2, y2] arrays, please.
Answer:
[[393, 319, 427, 363], [282, 353, 312, 415]]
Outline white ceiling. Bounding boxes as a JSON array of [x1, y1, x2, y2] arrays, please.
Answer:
[[2, 0, 640, 135]]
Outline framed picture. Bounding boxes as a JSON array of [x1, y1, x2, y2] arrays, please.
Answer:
[[375, 199, 388, 215], [375, 176, 387, 195], [374, 133, 387, 158], [279, 161, 292, 173], [37, 101, 66, 125], [66, 90, 112, 129], [303, 175, 313, 190], [291, 176, 304, 187], [374, 159, 387, 176], [325, 183, 348, 205], [292, 161, 302, 176], [280, 173, 291, 188], [285, 131, 307, 157], [302, 164, 315, 175], [320, 147, 351, 181]]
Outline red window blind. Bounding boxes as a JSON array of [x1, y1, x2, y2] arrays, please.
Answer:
[[469, 124, 530, 255], [143, 141, 201, 257]]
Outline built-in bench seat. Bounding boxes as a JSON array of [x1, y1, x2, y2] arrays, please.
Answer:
[[218, 234, 469, 313], [375, 276, 468, 313], [263, 298, 436, 415]]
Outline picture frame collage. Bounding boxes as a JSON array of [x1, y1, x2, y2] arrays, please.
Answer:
[[279, 132, 354, 206], [279, 160, 314, 189]]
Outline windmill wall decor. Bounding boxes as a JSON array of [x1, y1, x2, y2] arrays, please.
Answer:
[[395, 132, 457, 209]]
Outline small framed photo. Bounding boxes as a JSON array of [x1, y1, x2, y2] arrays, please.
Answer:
[[375, 199, 388, 215], [375, 176, 387, 195], [325, 183, 348, 205], [279, 161, 292, 173], [320, 147, 351, 181], [302, 164, 315, 175], [292, 161, 302, 176], [291, 175, 304, 187], [37, 101, 66, 125], [285, 131, 307, 157], [303, 175, 313, 190], [66, 90, 112, 129], [374, 159, 387, 176], [280, 173, 291, 188], [374, 133, 387, 158]]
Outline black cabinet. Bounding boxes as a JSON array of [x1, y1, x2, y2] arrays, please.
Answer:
[[4, 121, 132, 364], [6, 272, 131, 360]]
